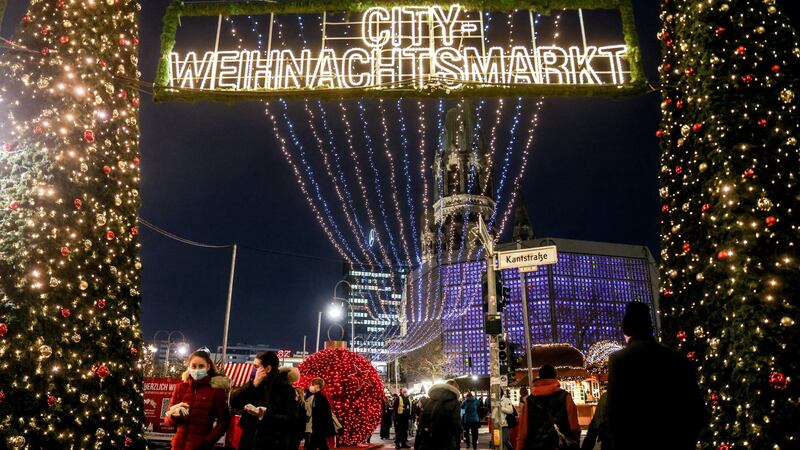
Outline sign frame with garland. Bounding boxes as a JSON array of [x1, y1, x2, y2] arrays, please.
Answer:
[[154, 0, 647, 102]]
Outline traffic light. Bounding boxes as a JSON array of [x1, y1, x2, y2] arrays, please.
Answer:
[[507, 342, 517, 375], [498, 338, 510, 375], [482, 272, 510, 311]]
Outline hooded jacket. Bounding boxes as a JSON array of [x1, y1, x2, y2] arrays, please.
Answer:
[[414, 383, 463, 450], [515, 378, 580, 450], [231, 367, 300, 450], [165, 372, 231, 450]]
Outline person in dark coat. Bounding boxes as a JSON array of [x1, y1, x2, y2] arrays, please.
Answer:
[[165, 350, 231, 450], [251, 366, 300, 450], [289, 387, 309, 450], [460, 392, 481, 450], [606, 302, 706, 450], [380, 397, 393, 439], [229, 351, 279, 450], [516, 365, 580, 450], [414, 380, 463, 450], [306, 377, 335, 450], [581, 390, 608, 450], [393, 388, 411, 449]]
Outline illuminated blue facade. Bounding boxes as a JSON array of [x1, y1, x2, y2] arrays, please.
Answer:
[[405, 238, 659, 377]]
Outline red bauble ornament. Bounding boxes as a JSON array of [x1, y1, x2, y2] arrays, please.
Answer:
[[133, 37, 140, 46], [95, 364, 110, 379], [59, 35, 69, 44], [743, 168, 755, 178], [56, 0, 66, 8], [105, 230, 116, 240], [662, 289, 672, 297], [701, 203, 711, 213], [676, 99, 684, 109], [772, 64, 781, 73], [769, 372, 788, 390], [741, 74, 753, 84], [22, 15, 32, 25], [124, 437, 133, 447], [47, 394, 58, 407], [718, 444, 731, 450], [0, 323, 8, 337], [684, 67, 695, 76], [60, 308, 71, 318], [0, 390, 5, 402], [765, 216, 777, 227], [98, 58, 107, 68], [60, 246, 70, 256], [757, 118, 767, 127], [2, 143, 13, 152], [682, 242, 691, 253], [735, 46, 746, 55], [692, 123, 703, 133], [655, 129, 664, 138], [118, 89, 127, 99], [40, 47, 50, 56], [130, 226, 139, 236], [73, 198, 82, 209], [709, 392, 719, 406], [717, 250, 731, 261], [714, 26, 725, 36], [39, 26, 50, 37], [96, 298, 106, 309], [8, 201, 19, 211], [102, 165, 112, 175], [33, 126, 44, 135], [665, 39, 674, 48], [659, 31, 670, 41], [298, 348, 383, 446], [132, 156, 140, 165], [130, 346, 139, 356], [663, 63, 671, 72], [674, 165, 683, 174], [83, 130, 95, 143], [661, 204, 670, 213], [686, 351, 696, 361], [132, 97, 140, 106], [677, 330, 687, 341]]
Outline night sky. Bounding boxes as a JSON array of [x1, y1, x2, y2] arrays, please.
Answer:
[[2, 1, 667, 352]]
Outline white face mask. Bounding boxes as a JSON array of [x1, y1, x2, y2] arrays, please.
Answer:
[[309, 385, 320, 394], [189, 369, 208, 381]]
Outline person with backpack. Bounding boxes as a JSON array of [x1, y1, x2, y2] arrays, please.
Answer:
[[414, 380, 463, 450], [460, 391, 481, 450], [606, 302, 706, 450], [515, 365, 580, 450]]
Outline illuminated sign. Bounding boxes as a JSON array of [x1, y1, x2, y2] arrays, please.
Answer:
[[155, 1, 645, 101]]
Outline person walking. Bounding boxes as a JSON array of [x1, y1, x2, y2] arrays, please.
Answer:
[[393, 388, 411, 449], [380, 397, 393, 440], [229, 351, 280, 450], [515, 365, 580, 450], [510, 386, 529, 446], [500, 389, 516, 450], [415, 380, 463, 450], [460, 391, 481, 450], [580, 391, 608, 450], [290, 387, 310, 450], [250, 366, 300, 450], [606, 302, 706, 450], [165, 350, 231, 450], [306, 378, 336, 450]]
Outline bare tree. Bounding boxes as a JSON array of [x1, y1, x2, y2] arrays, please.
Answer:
[[400, 336, 456, 382]]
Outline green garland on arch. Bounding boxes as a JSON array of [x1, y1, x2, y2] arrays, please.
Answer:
[[154, 0, 647, 102]]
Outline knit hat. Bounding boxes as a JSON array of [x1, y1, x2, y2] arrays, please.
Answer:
[[622, 302, 654, 338]]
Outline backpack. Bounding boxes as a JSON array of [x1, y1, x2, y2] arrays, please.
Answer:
[[524, 391, 578, 450]]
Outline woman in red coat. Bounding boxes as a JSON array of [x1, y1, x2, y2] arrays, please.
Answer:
[[165, 350, 231, 450]]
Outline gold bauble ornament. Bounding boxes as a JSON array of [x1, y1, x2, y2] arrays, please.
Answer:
[[7, 436, 26, 449], [96, 428, 106, 439], [681, 125, 691, 137], [39, 344, 53, 359], [720, 3, 729, 11], [119, 317, 131, 328], [788, 137, 797, 146], [659, 187, 669, 198], [709, 337, 720, 350], [756, 26, 766, 34], [72, 333, 81, 343], [781, 317, 794, 326], [699, 162, 708, 172], [79, 280, 89, 291], [780, 89, 794, 104], [671, 224, 681, 234], [757, 197, 773, 211], [696, 273, 705, 281], [80, 394, 89, 403], [97, 214, 107, 226], [694, 326, 705, 338], [768, 5, 777, 14]]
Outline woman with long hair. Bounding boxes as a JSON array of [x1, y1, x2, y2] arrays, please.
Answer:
[[165, 350, 231, 450]]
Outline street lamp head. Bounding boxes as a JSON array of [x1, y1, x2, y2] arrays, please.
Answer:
[[148, 345, 158, 353], [176, 343, 189, 357], [327, 303, 344, 320]]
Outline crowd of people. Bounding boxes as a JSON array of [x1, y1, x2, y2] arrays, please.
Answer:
[[163, 302, 706, 450], [164, 350, 336, 450]]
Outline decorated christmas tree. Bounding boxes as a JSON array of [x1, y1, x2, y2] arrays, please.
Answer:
[[0, 1, 144, 448], [657, 0, 798, 448]]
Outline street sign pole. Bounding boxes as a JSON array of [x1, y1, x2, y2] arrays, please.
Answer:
[[476, 216, 502, 450], [517, 242, 535, 391]]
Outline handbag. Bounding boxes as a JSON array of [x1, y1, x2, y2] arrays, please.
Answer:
[[331, 412, 344, 434]]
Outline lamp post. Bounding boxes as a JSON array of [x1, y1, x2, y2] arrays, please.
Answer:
[[331, 279, 355, 349], [152, 330, 187, 372]]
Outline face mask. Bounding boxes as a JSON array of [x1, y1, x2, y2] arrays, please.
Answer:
[[309, 386, 320, 394], [189, 369, 208, 381]]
